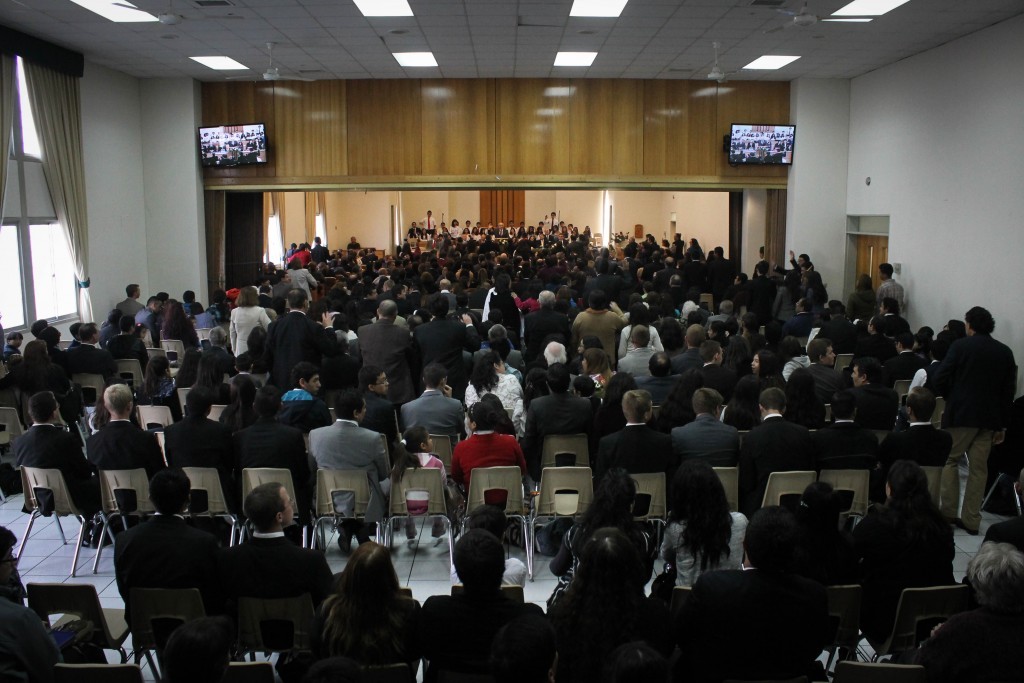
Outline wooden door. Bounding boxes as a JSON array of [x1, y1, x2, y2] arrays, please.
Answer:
[[479, 190, 525, 227], [855, 235, 889, 290]]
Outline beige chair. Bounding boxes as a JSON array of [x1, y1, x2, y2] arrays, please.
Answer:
[[386, 467, 454, 563], [835, 353, 854, 373], [920, 466, 943, 506], [631, 472, 668, 540], [207, 404, 228, 422], [465, 466, 532, 577], [28, 582, 129, 662], [195, 328, 214, 341], [893, 379, 912, 404], [129, 587, 206, 673], [540, 433, 589, 469], [237, 594, 315, 655], [176, 387, 191, 413], [713, 466, 739, 513], [932, 396, 945, 428], [0, 405, 24, 450], [96, 469, 156, 572], [834, 662, 925, 683], [182, 466, 240, 545], [57, 339, 73, 350], [311, 468, 373, 550], [18, 467, 95, 576], [699, 293, 714, 309], [240, 467, 304, 546], [54, 664, 143, 683], [452, 583, 524, 602], [160, 339, 186, 366], [137, 405, 174, 430], [870, 429, 891, 444], [379, 432, 391, 470], [430, 433, 455, 471], [146, 347, 167, 363], [155, 432, 167, 466], [760, 470, 817, 509], [825, 584, 862, 669], [670, 585, 692, 613], [867, 585, 969, 659], [73, 372, 106, 407], [819, 469, 871, 519], [532, 467, 594, 543], [116, 359, 144, 389]]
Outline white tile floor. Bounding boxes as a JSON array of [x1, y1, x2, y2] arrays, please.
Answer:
[[1, 458, 1012, 682]]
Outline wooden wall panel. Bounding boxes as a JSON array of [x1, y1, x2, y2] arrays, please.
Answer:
[[201, 82, 277, 179], [643, 81, 717, 176], [716, 82, 791, 179], [496, 79, 573, 176], [273, 81, 347, 178], [568, 80, 643, 176], [479, 190, 525, 226], [346, 80, 422, 176], [421, 79, 495, 176]]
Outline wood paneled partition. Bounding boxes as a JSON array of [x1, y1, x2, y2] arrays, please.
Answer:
[[479, 190, 525, 227], [201, 78, 790, 189]]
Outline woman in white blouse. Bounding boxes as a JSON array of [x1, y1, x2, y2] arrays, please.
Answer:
[[229, 286, 272, 356], [464, 349, 525, 437]]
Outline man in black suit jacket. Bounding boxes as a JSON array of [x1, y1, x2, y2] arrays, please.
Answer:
[[217, 482, 333, 614], [262, 289, 338, 390], [883, 333, 928, 387], [748, 261, 777, 327], [521, 364, 595, 478], [66, 323, 117, 381], [876, 388, 952, 501], [738, 388, 815, 517], [935, 307, 1017, 533], [806, 337, 845, 405], [634, 353, 678, 405], [706, 246, 735, 309], [682, 253, 707, 294], [700, 340, 737, 403], [114, 469, 221, 620], [675, 507, 829, 683], [309, 236, 329, 263], [523, 292, 572, 364], [582, 258, 623, 308], [811, 390, 880, 471], [853, 316, 897, 364], [358, 365, 398, 447], [670, 324, 706, 375], [849, 357, 899, 431], [595, 390, 674, 482], [880, 297, 911, 337], [86, 384, 165, 479], [413, 296, 481, 402], [817, 302, 859, 355], [15, 391, 100, 515], [163, 388, 234, 507]]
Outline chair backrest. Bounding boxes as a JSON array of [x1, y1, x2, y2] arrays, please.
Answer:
[[834, 661, 926, 683], [241, 468, 297, 506], [54, 664, 144, 683], [824, 403, 832, 423], [155, 432, 167, 466], [314, 468, 371, 518], [221, 662, 276, 683], [430, 434, 454, 471], [73, 373, 106, 405], [146, 347, 167, 362], [699, 293, 713, 307], [137, 405, 174, 430], [631, 472, 667, 522], [379, 433, 391, 469], [651, 404, 662, 419], [389, 467, 449, 516], [932, 396, 945, 428], [451, 584, 525, 603], [893, 379, 912, 403], [21, 467, 84, 517], [761, 470, 817, 509], [920, 466, 943, 506], [870, 429, 891, 444], [826, 584, 863, 652], [116, 359, 144, 389], [535, 467, 594, 517], [160, 339, 185, 364], [541, 433, 589, 469], [736, 430, 749, 448], [835, 353, 854, 373], [0, 406, 24, 446], [819, 469, 871, 517], [28, 582, 121, 646], [129, 587, 206, 652], [99, 469, 156, 516], [878, 585, 969, 655], [237, 594, 315, 653], [196, 328, 214, 341], [208, 404, 228, 422], [182, 467, 233, 516], [712, 467, 739, 513], [176, 387, 191, 413], [465, 466, 526, 515], [670, 585, 692, 613]]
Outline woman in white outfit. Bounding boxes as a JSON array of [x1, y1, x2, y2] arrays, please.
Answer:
[[229, 286, 272, 356], [464, 350, 525, 437]]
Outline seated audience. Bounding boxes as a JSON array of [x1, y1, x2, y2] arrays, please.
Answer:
[[219, 373, 258, 433], [653, 368, 702, 434], [811, 389, 880, 471], [849, 356, 900, 430], [465, 350, 525, 436], [451, 400, 528, 495], [66, 321, 118, 382], [671, 388, 738, 465], [278, 361, 332, 433], [783, 367, 826, 429], [358, 365, 398, 447], [452, 504, 528, 587], [983, 468, 1024, 552], [520, 362, 594, 479], [86, 383, 165, 478], [135, 354, 181, 422], [161, 617, 233, 683], [490, 615, 558, 683], [193, 352, 232, 406], [604, 642, 670, 683], [794, 482, 858, 586], [634, 352, 678, 405], [0, 526, 61, 682], [163, 388, 234, 503], [105, 314, 149, 372], [391, 427, 448, 546], [400, 362, 465, 449], [722, 374, 760, 431]]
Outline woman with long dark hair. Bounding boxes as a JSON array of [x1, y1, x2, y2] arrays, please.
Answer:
[[722, 374, 760, 430], [136, 355, 181, 421], [653, 369, 704, 433], [784, 367, 826, 429], [591, 373, 638, 447], [219, 374, 257, 433], [464, 350, 524, 436], [193, 353, 231, 405], [313, 542, 419, 666], [751, 349, 786, 391], [106, 315, 149, 372], [160, 299, 199, 349], [0, 339, 79, 423], [662, 460, 747, 586], [549, 527, 672, 682], [173, 348, 203, 389], [853, 459, 955, 642]]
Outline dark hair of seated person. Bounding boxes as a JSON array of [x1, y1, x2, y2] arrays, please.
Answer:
[[161, 616, 233, 683], [252, 385, 282, 420], [243, 482, 286, 534], [490, 615, 557, 683], [149, 468, 191, 516], [603, 641, 670, 683], [453, 529, 505, 596], [744, 506, 800, 573]]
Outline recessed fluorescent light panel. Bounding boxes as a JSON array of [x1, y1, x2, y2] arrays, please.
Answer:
[[544, 86, 577, 97], [743, 55, 801, 70], [569, 0, 629, 17], [822, 17, 874, 22], [394, 52, 438, 67], [190, 56, 249, 70], [70, 0, 157, 22], [353, 0, 413, 17], [832, 0, 911, 16], [554, 52, 597, 67]]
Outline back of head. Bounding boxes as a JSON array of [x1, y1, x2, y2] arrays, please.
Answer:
[[807, 337, 830, 363], [906, 387, 936, 422], [286, 288, 307, 310], [453, 529, 505, 595], [253, 386, 281, 419], [290, 361, 320, 390], [118, 315, 136, 334], [28, 391, 58, 424], [465, 503, 510, 541], [603, 642, 670, 683], [968, 542, 1024, 614], [685, 324, 706, 349], [104, 383, 134, 417], [185, 387, 215, 418], [649, 352, 671, 378], [149, 468, 191, 515], [759, 386, 786, 413], [630, 324, 650, 348], [422, 362, 447, 389], [335, 389, 364, 420], [208, 327, 227, 347], [544, 341, 567, 366], [853, 356, 883, 384], [546, 362, 571, 393], [162, 616, 233, 683], [243, 482, 286, 533], [699, 340, 721, 364], [491, 616, 557, 683], [691, 387, 723, 416], [744, 506, 798, 572], [879, 262, 894, 278], [830, 389, 857, 420], [965, 306, 996, 335]]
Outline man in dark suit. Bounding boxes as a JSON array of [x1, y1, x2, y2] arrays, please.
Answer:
[[66, 322, 117, 382], [748, 261, 777, 327], [983, 470, 1024, 551], [114, 469, 221, 620], [309, 236, 329, 263], [853, 316, 897, 364], [358, 365, 398, 448], [811, 389, 880, 471], [675, 507, 829, 683], [670, 324, 706, 375], [706, 246, 735, 310], [414, 296, 481, 402], [876, 387, 952, 499], [653, 256, 682, 294], [883, 332, 928, 387], [595, 390, 674, 482], [400, 363, 465, 448], [880, 297, 911, 337], [817, 301, 858, 355], [15, 391, 100, 515], [523, 291, 572, 364], [582, 258, 623, 308], [806, 337, 844, 404], [359, 300, 416, 404], [935, 306, 1017, 534], [217, 482, 333, 613], [417, 530, 543, 682], [738, 388, 815, 516], [849, 357, 900, 431], [634, 353, 678, 406], [682, 252, 707, 294], [671, 388, 739, 465], [205, 328, 236, 379], [163, 388, 234, 506], [86, 384, 165, 479], [262, 289, 338, 390], [700, 340, 737, 403], [521, 363, 594, 479]]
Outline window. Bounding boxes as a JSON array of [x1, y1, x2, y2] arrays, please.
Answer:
[[266, 214, 283, 264], [315, 212, 326, 247], [0, 56, 77, 330]]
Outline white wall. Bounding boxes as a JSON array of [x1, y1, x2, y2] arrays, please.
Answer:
[[139, 78, 207, 301], [845, 14, 1024, 391], [742, 189, 767, 275], [80, 62, 148, 316], [448, 190, 478, 227], [555, 189, 603, 236], [324, 190, 395, 250], [787, 78, 850, 300], [661, 191, 730, 257], [525, 190, 556, 225]]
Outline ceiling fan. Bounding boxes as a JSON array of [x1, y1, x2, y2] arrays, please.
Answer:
[[112, 0, 243, 25], [764, 1, 821, 33], [706, 42, 736, 83], [228, 43, 316, 82]]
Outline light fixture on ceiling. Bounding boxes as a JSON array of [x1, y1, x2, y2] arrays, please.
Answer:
[[832, 0, 911, 16], [554, 52, 597, 67], [190, 56, 248, 70], [354, 0, 413, 17], [569, 0, 629, 17], [393, 52, 438, 67], [70, 0, 157, 22], [543, 86, 577, 97], [536, 108, 563, 116], [743, 55, 801, 70]]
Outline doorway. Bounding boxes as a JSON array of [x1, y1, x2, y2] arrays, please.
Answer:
[[855, 235, 889, 290]]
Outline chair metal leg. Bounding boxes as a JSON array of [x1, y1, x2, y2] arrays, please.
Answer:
[[520, 517, 534, 579], [53, 515, 67, 545], [144, 650, 159, 677], [93, 514, 118, 574], [17, 511, 38, 559], [70, 517, 87, 577]]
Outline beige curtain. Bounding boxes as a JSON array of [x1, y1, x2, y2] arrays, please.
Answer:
[[23, 60, 93, 322], [304, 191, 317, 244], [765, 189, 788, 271], [204, 190, 226, 293], [263, 191, 285, 262], [0, 55, 14, 223]]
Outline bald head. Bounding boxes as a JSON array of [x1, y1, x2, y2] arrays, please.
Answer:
[[377, 299, 398, 319]]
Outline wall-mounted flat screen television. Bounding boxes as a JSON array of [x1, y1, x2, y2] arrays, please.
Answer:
[[728, 124, 795, 165], [198, 123, 268, 167]]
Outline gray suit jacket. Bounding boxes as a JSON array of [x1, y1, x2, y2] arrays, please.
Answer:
[[671, 414, 740, 465], [309, 420, 390, 523], [806, 362, 845, 404], [617, 347, 656, 378], [400, 390, 465, 447]]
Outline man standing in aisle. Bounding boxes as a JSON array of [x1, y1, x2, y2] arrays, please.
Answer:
[[876, 263, 907, 316]]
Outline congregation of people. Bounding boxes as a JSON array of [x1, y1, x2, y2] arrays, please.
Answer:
[[1, 218, 1022, 683]]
